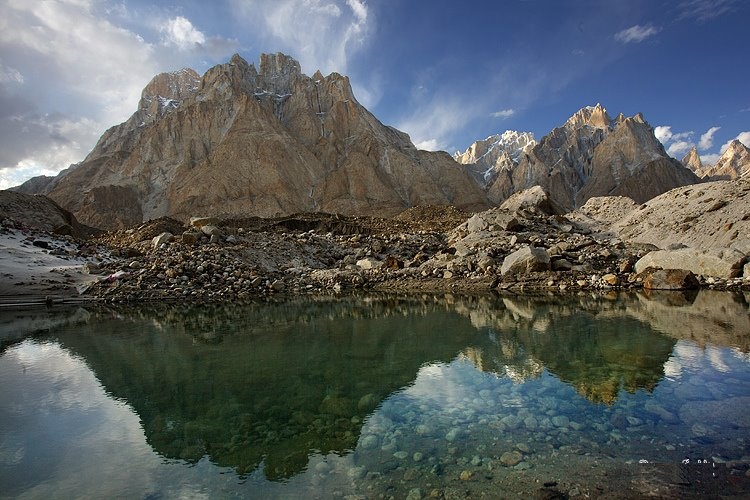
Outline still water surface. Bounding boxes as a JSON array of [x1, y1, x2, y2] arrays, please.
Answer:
[[1, 291, 749, 498]]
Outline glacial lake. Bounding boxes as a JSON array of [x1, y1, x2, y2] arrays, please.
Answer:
[[1, 291, 749, 498]]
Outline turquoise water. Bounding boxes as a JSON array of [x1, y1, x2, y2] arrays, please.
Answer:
[[1, 292, 749, 498]]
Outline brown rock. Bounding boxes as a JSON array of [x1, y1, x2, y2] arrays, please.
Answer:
[[641, 268, 699, 290]]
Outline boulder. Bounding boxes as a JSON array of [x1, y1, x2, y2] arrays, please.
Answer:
[[467, 209, 520, 233], [356, 257, 383, 270], [501, 246, 550, 276], [635, 248, 746, 279], [181, 231, 200, 246], [499, 185, 553, 214], [151, 232, 173, 249], [640, 268, 700, 290], [190, 216, 220, 228], [201, 225, 221, 237]]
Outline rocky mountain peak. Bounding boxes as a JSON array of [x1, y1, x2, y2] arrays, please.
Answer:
[[565, 103, 612, 130], [138, 68, 201, 119], [681, 146, 703, 173], [701, 139, 750, 180], [259, 52, 302, 93]]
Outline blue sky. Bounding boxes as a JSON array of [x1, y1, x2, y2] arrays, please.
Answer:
[[0, 0, 748, 188]]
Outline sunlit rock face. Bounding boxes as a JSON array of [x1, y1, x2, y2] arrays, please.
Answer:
[[37, 53, 488, 229], [699, 139, 750, 180]]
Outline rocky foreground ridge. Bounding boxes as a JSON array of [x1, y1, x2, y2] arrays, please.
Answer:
[[2, 179, 748, 303]]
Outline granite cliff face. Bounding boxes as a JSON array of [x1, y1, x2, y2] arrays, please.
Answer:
[[471, 104, 699, 211], [38, 53, 488, 229]]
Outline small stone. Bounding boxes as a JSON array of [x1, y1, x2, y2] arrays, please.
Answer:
[[270, 279, 285, 291], [445, 428, 460, 442], [500, 451, 523, 467], [394, 451, 408, 460], [459, 470, 472, 481], [201, 225, 221, 237], [413, 452, 424, 462], [152, 232, 173, 249], [602, 273, 619, 285], [360, 435, 378, 449], [406, 488, 422, 500], [551, 415, 569, 428]]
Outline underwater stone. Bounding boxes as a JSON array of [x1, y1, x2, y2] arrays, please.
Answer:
[[500, 450, 523, 467], [445, 428, 460, 442], [360, 434, 378, 449]]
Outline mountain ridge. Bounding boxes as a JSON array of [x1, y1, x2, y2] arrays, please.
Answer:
[[9, 54, 710, 228]]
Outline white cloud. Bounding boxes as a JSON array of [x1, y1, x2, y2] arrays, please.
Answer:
[[614, 24, 660, 43], [158, 16, 238, 57], [667, 140, 693, 157], [396, 97, 478, 153], [491, 109, 515, 119], [161, 16, 206, 50], [0, 62, 24, 84], [654, 125, 673, 143], [230, 0, 373, 75], [414, 139, 441, 151], [678, 0, 738, 21], [0, 0, 162, 183], [698, 126, 720, 150], [671, 131, 694, 141]]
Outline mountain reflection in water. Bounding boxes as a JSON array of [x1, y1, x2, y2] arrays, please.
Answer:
[[1, 290, 749, 497]]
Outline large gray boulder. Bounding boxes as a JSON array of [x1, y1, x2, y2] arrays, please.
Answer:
[[635, 248, 746, 279], [501, 246, 550, 276]]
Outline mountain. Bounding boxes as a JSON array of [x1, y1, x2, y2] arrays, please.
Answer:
[[681, 146, 703, 174], [453, 131, 536, 186], [29, 53, 488, 229], [699, 140, 750, 180], [481, 104, 699, 211]]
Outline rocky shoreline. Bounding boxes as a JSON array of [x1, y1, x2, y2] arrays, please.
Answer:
[[3, 182, 748, 306]]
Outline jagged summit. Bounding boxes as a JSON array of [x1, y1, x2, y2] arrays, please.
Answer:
[[565, 103, 612, 130], [700, 139, 750, 180], [681, 146, 703, 173], [137, 68, 201, 124]]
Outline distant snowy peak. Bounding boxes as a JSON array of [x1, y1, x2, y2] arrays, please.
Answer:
[[454, 130, 536, 165], [454, 130, 536, 186]]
